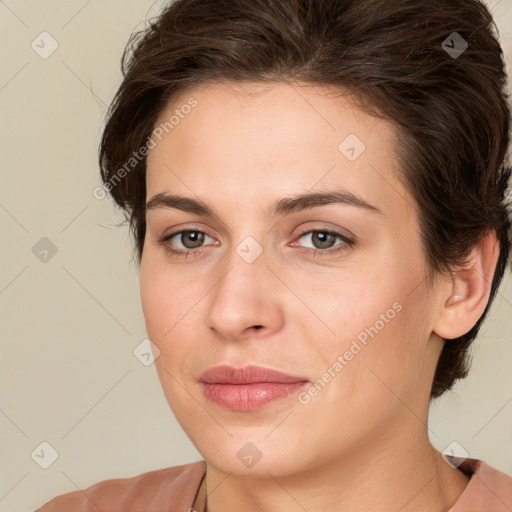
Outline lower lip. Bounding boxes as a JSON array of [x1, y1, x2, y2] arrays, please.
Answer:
[[200, 381, 309, 411]]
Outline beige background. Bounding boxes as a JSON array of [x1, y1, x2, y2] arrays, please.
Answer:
[[0, 1, 511, 510]]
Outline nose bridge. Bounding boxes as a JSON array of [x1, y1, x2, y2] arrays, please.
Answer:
[[204, 235, 283, 339]]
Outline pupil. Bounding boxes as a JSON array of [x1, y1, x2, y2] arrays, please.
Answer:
[[184, 231, 203, 248], [314, 231, 333, 249]]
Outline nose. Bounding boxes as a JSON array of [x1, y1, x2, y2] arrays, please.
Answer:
[[204, 249, 285, 343]]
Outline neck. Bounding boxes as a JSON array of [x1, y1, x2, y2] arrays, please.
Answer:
[[201, 425, 470, 512]]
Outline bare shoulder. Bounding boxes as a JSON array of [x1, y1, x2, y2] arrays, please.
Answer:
[[34, 460, 206, 512]]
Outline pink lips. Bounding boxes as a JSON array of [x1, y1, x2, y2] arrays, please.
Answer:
[[199, 365, 309, 411]]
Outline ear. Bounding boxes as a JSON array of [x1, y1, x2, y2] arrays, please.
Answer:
[[433, 230, 500, 340]]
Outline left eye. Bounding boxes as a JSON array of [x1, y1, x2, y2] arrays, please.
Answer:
[[295, 229, 350, 250]]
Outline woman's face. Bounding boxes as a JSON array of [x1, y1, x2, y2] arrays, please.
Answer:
[[140, 81, 444, 476]]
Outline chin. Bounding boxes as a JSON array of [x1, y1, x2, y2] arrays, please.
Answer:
[[192, 431, 313, 478]]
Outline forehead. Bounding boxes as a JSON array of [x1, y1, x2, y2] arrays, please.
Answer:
[[145, 81, 414, 224], [149, 81, 382, 162]]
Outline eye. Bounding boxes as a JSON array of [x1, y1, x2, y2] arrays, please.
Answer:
[[157, 229, 216, 258], [292, 228, 354, 257]]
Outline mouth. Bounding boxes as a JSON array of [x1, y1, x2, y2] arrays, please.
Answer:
[[198, 365, 309, 411]]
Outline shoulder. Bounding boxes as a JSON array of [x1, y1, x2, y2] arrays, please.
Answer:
[[34, 460, 206, 512], [450, 458, 512, 511]]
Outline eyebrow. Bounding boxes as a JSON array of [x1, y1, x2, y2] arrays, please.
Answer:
[[145, 188, 382, 218]]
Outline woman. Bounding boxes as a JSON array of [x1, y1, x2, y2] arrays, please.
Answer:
[[36, 0, 512, 510]]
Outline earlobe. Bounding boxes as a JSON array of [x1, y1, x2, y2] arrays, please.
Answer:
[[433, 230, 500, 340]]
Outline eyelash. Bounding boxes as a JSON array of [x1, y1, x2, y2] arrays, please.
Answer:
[[156, 226, 355, 259]]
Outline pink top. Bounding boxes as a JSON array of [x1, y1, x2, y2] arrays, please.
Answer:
[[34, 458, 512, 511]]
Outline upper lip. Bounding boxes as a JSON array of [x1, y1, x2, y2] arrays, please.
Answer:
[[199, 365, 309, 384]]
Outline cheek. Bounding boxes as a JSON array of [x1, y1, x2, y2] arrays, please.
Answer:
[[343, 289, 432, 405], [140, 272, 167, 339], [139, 262, 199, 417], [312, 267, 432, 400], [139, 256, 181, 341], [139, 257, 205, 373], [305, 269, 403, 352]]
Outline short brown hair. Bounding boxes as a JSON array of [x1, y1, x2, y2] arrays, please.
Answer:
[[99, 0, 512, 399]]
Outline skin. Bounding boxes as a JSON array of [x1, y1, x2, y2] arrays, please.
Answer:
[[140, 81, 499, 511]]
